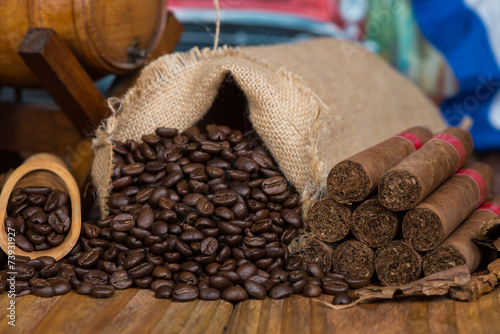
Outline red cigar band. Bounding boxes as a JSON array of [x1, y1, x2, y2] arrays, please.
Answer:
[[394, 131, 424, 151], [430, 133, 467, 171], [477, 202, 500, 215], [455, 169, 488, 204]]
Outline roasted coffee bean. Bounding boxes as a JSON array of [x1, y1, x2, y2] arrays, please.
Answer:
[[200, 237, 218, 255], [346, 276, 370, 289], [136, 207, 155, 230], [218, 221, 242, 235], [151, 279, 174, 292], [285, 256, 303, 271], [156, 127, 178, 138], [152, 266, 172, 279], [197, 287, 220, 300], [291, 278, 309, 294], [47, 232, 65, 246], [124, 253, 145, 269], [91, 285, 115, 298], [40, 262, 62, 278], [222, 286, 248, 302], [306, 264, 324, 279], [108, 193, 131, 209], [155, 285, 173, 299], [27, 193, 46, 206], [110, 270, 133, 290], [32, 284, 56, 298], [46, 208, 71, 234], [77, 249, 101, 269], [250, 219, 272, 234], [303, 284, 322, 297], [52, 281, 72, 295], [212, 190, 239, 207], [236, 263, 258, 281], [243, 248, 265, 261], [84, 269, 108, 285], [82, 223, 100, 239], [269, 284, 293, 299], [111, 214, 135, 232], [128, 262, 154, 279], [13, 263, 35, 280], [179, 230, 205, 242], [280, 209, 303, 229], [15, 235, 34, 252], [332, 292, 351, 305], [177, 271, 198, 285], [134, 276, 153, 288], [280, 227, 298, 244], [173, 283, 198, 302], [322, 282, 349, 295], [26, 230, 45, 245], [209, 275, 233, 291], [288, 270, 308, 283], [261, 176, 287, 195], [23, 186, 52, 196]]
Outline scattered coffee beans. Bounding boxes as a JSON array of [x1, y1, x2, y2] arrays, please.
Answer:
[[0, 125, 371, 304]]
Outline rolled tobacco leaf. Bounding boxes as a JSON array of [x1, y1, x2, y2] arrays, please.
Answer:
[[307, 198, 354, 243], [351, 197, 403, 248], [375, 240, 422, 286], [475, 215, 500, 252], [423, 198, 500, 276], [332, 239, 375, 278], [403, 161, 494, 252], [379, 127, 473, 211], [327, 126, 432, 204], [294, 237, 333, 273]]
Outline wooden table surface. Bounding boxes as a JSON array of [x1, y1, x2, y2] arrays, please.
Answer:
[[1, 286, 499, 334]]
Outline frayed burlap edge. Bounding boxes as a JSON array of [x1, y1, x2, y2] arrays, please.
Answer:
[[92, 45, 333, 219]]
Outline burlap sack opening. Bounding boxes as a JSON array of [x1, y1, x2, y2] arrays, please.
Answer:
[[92, 38, 446, 219]]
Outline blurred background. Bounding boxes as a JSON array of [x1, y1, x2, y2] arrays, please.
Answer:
[[1, 0, 499, 152]]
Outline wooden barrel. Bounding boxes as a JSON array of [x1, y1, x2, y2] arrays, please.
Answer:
[[0, 0, 167, 87]]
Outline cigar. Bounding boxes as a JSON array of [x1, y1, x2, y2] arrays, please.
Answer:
[[422, 198, 500, 276], [327, 127, 432, 204], [375, 240, 422, 286], [295, 237, 333, 273], [351, 197, 403, 248], [331, 239, 375, 278], [379, 127, 473, 211], [403, 161, 494, 252], [307, 198, 354, 243]]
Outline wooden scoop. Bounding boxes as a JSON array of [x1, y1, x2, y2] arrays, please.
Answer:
[[0, 153, 81, 260]]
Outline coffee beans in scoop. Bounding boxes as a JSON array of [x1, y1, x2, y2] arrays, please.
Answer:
[[5, 187, 71, 252]]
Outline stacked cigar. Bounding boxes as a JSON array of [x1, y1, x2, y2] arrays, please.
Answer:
[[301, 126, 498, 286]]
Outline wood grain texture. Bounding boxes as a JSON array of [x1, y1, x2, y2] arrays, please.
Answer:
[[0, 102, 82, 155], [18, 28, 109, 134], [0, 288, 498, 333]]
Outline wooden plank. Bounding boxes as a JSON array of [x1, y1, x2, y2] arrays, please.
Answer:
[[478, 287, 500, 334], [32, 289, 138, 334], [426, 296, 458, 334], [455, 297, 484, 334], [310, 296, 329, 334], [99, 289, 172, 334], [0, 103, 82, 154], [0, 294, 62, 333], [282, 295, 312, 334], [256, 298, 283, 333], [18, 28, 109, 134], [225, 299, 263, 334], [151, 299, 232, 334], [407, 298, 430, 334]]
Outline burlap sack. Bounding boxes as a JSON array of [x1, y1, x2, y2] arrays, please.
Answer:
[[92, 37, 446, 217]]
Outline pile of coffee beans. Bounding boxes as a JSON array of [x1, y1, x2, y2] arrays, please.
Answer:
[[0, 125, 371, 304], [5, 187, 71, 252]]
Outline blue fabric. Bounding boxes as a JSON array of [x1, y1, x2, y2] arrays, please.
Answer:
[[413, 0, 500, 151]]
